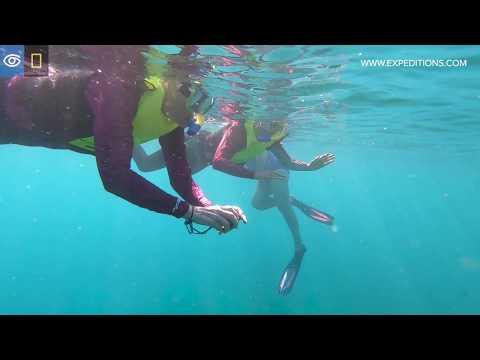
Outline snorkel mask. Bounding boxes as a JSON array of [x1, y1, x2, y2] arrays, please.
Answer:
[[256, 121, 288, 143], [180, 82, 215, 136]]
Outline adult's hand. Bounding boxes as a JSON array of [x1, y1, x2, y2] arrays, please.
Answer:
[[183, 205, 248, 234]]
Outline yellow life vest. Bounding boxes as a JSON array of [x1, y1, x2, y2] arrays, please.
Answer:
[[231, 120, 287, 164], [68, 75, 179, 153]]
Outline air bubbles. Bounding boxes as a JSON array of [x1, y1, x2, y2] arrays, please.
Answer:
[[331, 224, 338, 233], [77, 226, 83, 231]]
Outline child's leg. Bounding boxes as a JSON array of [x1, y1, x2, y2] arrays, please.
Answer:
[[271, 177, 306, 253]]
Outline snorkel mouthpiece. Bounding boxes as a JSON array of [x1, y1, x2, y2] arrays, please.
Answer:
[[186, 113, 205, 136]]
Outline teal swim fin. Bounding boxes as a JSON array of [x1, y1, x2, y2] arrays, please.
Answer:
[[278, 249, 306, 296], [291, 197, 334, 225]]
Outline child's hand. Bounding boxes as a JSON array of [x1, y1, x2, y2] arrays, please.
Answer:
[[308, 153, 336, 170]]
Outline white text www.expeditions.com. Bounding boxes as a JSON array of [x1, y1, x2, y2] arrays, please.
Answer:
[[361, 59, 468, 68]]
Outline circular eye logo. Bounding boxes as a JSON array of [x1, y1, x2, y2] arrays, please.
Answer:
[[3, 53, 22, 68]]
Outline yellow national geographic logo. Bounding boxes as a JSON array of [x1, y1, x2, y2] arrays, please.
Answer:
[[31, 53, 42, 69], [24, 45, 49, 77]]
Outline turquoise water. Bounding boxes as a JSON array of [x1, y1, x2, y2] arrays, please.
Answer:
[[1, 45, 479, 314]]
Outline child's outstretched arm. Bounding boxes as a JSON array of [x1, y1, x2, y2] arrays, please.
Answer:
[[270, 143, 336, 171]]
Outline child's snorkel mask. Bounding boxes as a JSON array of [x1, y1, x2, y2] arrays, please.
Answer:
[[181, 81, 215, 136], [256, 121, 288, 143]]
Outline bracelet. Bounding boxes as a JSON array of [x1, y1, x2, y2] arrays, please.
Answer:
[[172, 198, 181, 214], [190, 206, 195, 222]]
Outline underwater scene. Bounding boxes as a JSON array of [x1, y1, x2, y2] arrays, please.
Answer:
[[0, 45, 479, 314]]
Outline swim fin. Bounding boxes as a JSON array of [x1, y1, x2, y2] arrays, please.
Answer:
[[278, 249, 306, 296], [290, 197, 334, 225]]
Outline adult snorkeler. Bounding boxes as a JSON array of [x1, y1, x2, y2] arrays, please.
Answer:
[[0, 45, 246, 234]]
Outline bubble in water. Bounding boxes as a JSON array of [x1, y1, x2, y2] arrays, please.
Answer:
[[331, 224, 338, 233], [32, 218, 38, 223], [26, 185, 31, 190], [443, 193, 449, 198], [77, 226, 83, 231]]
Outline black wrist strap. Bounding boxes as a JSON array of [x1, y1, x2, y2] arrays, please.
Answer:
[[184, 207, 213, 235]]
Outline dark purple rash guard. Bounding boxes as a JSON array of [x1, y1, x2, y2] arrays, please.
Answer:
[[0, 45, 211, 217]]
